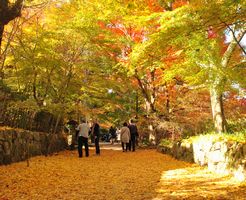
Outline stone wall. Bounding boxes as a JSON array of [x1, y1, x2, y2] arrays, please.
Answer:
[[0, 127, 67, 165], [158, 138, 246, 181]]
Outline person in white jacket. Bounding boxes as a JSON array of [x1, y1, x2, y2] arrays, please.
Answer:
[[120, 122, 130, 152], [116, 128, 121, 143], [76, 119, 90, 157]]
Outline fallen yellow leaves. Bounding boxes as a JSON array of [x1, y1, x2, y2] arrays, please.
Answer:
[[0, 145, 245, 200]]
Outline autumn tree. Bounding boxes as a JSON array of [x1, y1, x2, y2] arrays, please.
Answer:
[[1, 0, 245, 134], [138, 0, 246, 132], [1, 2, 89, 130], [2, 0, 136, 127]]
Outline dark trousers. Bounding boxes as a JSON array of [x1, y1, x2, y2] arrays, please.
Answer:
[[78, 136, 89, 157], [129, 136, 136, 151], [95, 137, 100, 155], [121, 142, 129, 152]]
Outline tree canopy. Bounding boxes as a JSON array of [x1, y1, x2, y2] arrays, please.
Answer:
[[0, 0, 245, 135]]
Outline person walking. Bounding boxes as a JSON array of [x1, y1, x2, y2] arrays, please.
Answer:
[[76, 119, 90, 157], [91, 119, 100, 155], [120, 122, 130, 152], [128, 119, 138, 152]]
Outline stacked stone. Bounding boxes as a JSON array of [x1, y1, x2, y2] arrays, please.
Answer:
[[0, 128, 67, 165], [158, 138, 246, 181]]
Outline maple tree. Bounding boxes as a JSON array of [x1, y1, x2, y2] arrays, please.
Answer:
[[0, 0, 245, 134], [126, 0, 245, 133], [86, 0, 184, 120]]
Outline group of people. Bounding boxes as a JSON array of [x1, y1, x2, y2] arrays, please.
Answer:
[[75, 119, 138, 157], [76, 119, 100, 157], [120, 119, 138, 152]]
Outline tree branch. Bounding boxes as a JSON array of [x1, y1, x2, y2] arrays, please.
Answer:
[[220, 20, 246, 55], [0, 0, 24, 25], [222, 28, 245, 68]]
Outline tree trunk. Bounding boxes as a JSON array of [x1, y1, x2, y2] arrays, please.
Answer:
[[53, 113, 61, 134], [165, 85, 170, 120], [210, 85, 227, 133], [0, 0, 24, 48], [135, 90, 139, 119], [135, 75, 156, 114], [0, 24, 4, 50], [145, 99, 151, 114], [209, 27, 244, 133]]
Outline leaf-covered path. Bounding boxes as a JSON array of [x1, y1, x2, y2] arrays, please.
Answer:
[[0, 145, 245, 200]]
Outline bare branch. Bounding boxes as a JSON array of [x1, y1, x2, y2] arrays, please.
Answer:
[[220, 19, 246, 55]]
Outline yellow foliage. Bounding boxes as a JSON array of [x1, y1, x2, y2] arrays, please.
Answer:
[[0, 147, 245, 199]]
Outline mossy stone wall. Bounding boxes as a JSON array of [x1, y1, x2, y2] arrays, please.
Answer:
[[0, 128, 67, 165], [158, 138, 246, 181]]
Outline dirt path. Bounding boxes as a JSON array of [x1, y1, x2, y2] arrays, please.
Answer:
[[0, 145, 245, 200]]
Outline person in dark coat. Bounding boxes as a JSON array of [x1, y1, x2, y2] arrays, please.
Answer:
[[109, 126, 116, 145], [128, 119, 138, 152], [92, 119, 100, 155]]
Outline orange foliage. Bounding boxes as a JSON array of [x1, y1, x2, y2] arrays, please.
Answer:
[[147, 0, 164, 12], [0, 148, 245, 199], [160, 47, 184, 69], [207, 26, 218, 39], [131, 79, 139, 87], [172, 0, 189, 9], [97, 21, 106, 29]]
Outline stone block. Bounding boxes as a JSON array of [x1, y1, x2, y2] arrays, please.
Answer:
[[0, 133, 4, 141], [0, 129, 67, 165], [208, 150, 226, 163], [183, 152, 194, 163], [3, 141, 11, 155], [0, 143, 3, 151], [212, 141, 222, 151], [216, 162, 228, 174], [0, 154, 3, 164], [29, 142, 42, 156], [4, 130, 12, 140], [208, 161, 217, 172], [3, 155, 12, 165], [233, 165, 246, 182], [12, 130, 18, 140], [33, 132, 40, 142]]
